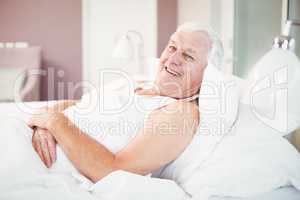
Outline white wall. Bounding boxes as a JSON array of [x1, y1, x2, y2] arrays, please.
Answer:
[[83, 0, 158, 86], [177, 0, 234, 73], [218, 0, 234, 74], [83, 0, 236, 87], [177, 0, 211, 26]]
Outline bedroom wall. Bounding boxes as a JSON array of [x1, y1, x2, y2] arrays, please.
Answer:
[[0, 0, 82, 100], [82, 0, 178, 87], [157, 0, 177, 56], [177, 0, 211, 26]]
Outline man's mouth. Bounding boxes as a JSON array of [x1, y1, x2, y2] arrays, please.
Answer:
[[164, 66, 180, 76]]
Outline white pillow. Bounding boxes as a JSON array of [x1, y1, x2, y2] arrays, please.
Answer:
[[0, 68, 26, 101], [243, 49, 300, 135], [156, 65, 241, 194], [198, 64, 239, 135], [182, 102, 300, 199]]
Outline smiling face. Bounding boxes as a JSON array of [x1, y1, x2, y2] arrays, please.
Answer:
[[154, 30, 211, 99]]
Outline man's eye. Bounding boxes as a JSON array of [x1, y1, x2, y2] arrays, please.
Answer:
[[183, 53, 194, 61], [168, 45, 176, 52]]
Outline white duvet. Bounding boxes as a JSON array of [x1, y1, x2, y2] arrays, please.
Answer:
[[0, 101, 188, 200], [0, 86, 300, 200], [182, 103, 300, 199], [1, 44, 300, 199]]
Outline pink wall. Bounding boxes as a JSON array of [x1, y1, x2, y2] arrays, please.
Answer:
[[157, 0, 178, 56], [0, 0, 82, 100]]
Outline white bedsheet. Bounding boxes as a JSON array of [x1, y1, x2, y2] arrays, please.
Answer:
[[0, 102, 188, 200], [0, 101, 300, 200], [0, 101, 55, 121], [210, 186, 300, 200]]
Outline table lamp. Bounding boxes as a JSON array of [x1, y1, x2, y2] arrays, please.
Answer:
[[112, 30, 144, 76], [244, 20, 300, 135]]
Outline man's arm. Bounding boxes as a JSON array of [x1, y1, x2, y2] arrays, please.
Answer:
[[113, 101, 199, 175], [46, 100, 79, 112], [32, 128, 57, 168], [29, 101, 199, 182], [31, 100, 79, 167]]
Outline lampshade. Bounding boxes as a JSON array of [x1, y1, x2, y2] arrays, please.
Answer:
[[112, 30, 145, 75], [245, 48, 300, 135], [112, 35, 133, 59]]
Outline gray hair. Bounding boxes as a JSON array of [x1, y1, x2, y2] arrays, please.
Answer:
[[177, 22, 224, 69]]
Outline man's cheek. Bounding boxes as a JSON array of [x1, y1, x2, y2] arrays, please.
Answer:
[[183, 69, 193, 80], [157, 63, 164, 71], [160, 57, 167, 66], [158, 59, 168, 71], [159, 51, 170, 63]]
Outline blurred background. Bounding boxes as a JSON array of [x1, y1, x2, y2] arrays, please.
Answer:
[[0, 0, 299, 101]]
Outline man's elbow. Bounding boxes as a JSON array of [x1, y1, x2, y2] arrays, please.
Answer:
[[112, 154, 149, 176]]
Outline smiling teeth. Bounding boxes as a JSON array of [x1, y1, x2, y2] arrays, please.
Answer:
[[165, 67, 178, 76]]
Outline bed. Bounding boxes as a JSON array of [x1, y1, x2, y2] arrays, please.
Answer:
[[0, 101, 300, 200], [211, 186, 300, 200]]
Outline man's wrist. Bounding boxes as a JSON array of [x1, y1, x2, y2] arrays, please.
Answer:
[[46, 113, 66, 132]]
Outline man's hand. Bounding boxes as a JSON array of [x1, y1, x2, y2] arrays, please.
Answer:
[[32, 128, 57, 168], [36, 100, 78, 114], [27, 112, 62, 130], [35, 106, 55, 114]]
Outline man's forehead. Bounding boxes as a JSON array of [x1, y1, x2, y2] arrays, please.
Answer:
[[170, 31, 210, 52]]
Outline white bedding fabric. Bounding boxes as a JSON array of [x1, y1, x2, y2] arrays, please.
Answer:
[[0, 101, 300, 200], [181, 102, 300, 199], [0, 102, 187, 200], [210, 187, 300, 200]]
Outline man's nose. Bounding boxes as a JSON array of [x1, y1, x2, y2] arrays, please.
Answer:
[[166, 51, 182, 67]]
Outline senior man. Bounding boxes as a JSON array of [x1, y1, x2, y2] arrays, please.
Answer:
[[27, 22, 223, 183]]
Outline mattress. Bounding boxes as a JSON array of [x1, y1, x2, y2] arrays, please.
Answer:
[[210, 186, 300, 200]]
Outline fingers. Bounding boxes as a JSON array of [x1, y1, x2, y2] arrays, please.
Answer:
[[32, 129, 56, 168], [32, 132, 47, 166], [39, 134, 52, 168], [47, 136, 57, 163]]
